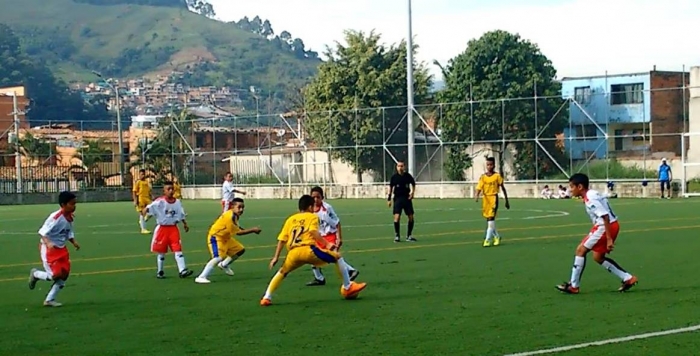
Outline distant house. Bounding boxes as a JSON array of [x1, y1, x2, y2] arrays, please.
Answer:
[[562, 69, 688, 160]]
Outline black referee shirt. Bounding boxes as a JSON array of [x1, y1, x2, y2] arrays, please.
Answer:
[[390, 172, 415, 199]]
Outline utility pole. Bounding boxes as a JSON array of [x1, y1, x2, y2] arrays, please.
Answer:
[[92, 71, 125, 185]]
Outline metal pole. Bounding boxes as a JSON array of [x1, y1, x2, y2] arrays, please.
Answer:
[[114, 84, 125, 185], [12, 93, 22, 193], [406, 0, 416, 175]]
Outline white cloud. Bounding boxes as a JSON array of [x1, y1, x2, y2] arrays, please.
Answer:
[[208, 0, 700, 79]]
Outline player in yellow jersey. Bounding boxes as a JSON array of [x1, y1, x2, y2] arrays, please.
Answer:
[[475, 157, 510, 247], [260, 195, 367, 306], [194, 198, 261, 284], [172, 176, 182, 199], [132, 169, 153, 234]]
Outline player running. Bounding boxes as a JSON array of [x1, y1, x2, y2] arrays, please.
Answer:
[[556, 173, 638, 294], [305, 186, 359, 286], [387, 160, 417, 242], [260, 195, 367, 306], [195, 198, 262, 284], [133, 169, 153, 234], [221, 172, 246, 212], [475, 157, 510, 247], [28, 191, 81, 307], [143, 181, 193, 279]]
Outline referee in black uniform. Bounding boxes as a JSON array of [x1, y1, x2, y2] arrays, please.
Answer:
[[387, 160, 417, 243]]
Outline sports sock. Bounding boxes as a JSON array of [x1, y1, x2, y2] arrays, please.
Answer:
[[221, 255, 239, 267], [570, 256, 586, 288], [263, 271, 285, 299], [34, 270, 52, 281], [45, 279, 65, 301], [393, 221, 400, 236], [601, 258, 632, 281], [485, 222, 494, 242], [334, 263, 351, 289], [157, 254, 165, 273], [139, 215, 147, 230], [312, 267, 325, 280], [488, 220, 498, 238], [407, 220, 415, 236], [174, 252, 187, 272], [339, 258, 355, 271], [198, 257, 222, 279]]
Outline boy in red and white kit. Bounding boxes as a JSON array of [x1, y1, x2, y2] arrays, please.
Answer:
[[143, 181, 194, 279], [28, 191, 81, 307], [556, 173, 638, 294], [305, 186, 360, 286]]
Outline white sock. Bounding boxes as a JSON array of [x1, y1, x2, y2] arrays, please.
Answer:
[[34, 270, 52, 281], [174, 252, 187, 273], [312, 267, 325, 280], [601, 259, 632, 281], [221, 255, 238, 267], [488, 220, 499, 237], [338, 257, 355, 272], [139, 215, 146, 230], [485, 225, 494, 241], [157, 253, 165, 273], [570, 256, 586, 288], [45, 279, 65, 301], [338, 263, 351, 289], [198, 257, 222, 279]]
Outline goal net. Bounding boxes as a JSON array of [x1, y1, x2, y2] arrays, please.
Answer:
[[681, 132, 700, 197], [287, 161, 331, 187]]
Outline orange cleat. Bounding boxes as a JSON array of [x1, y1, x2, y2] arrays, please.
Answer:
[[618, 275, 638, 292], [341, 282, 367, 300], [555, 282, 580, 294], [260, 298, 272, 306]]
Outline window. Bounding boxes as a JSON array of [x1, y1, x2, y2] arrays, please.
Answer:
[[574, 86, 591, 104], [575, 125, 599, 139], [611, 83, 643, 105]]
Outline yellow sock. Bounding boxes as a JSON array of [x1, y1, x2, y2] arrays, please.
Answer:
[[263, 271, 285, 299]]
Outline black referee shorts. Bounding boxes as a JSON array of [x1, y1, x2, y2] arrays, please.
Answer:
[[392, 196, 414, 216]]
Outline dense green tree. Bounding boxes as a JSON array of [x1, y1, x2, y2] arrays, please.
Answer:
[[437, 30, 565, 180], [302, 30, 431, 181], [71, 139, 113, 187], [14, 133, 55, 164]]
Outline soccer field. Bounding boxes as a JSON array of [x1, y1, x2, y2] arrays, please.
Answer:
[[1, 198, 699, 355]]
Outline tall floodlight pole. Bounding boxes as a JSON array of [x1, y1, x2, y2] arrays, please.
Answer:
[[93, 71, 125, 185], [406, 0, 416, 175]]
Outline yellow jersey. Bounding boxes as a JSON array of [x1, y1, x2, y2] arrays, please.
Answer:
[[277, 212, 320, 250], [477, 172, 503, 196], [133, 179, 151, 199], [208, 210, 241, 241], [173, 182, 182, 199]]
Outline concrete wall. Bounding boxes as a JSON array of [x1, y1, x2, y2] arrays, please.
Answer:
[[687, 66, 700, 179], [182, 181, 678, 200], [0, 189, 132, 205]]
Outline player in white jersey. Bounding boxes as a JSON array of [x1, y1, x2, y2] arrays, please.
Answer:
[[221, 172, 246, 212], [143, 181, 193, 279], [28, 191, 81, 307], [305, 186, 360, 286], [556, 173, 638, 294]]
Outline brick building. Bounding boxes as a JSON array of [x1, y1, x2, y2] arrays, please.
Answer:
[[0, 86, 30, 165]]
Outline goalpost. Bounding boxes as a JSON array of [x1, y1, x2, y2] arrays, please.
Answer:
[[287, 161, 331, 190], [681, 132, 700, 197]]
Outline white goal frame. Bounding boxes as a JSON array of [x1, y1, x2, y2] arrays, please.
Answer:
[[287, 161, 331, 189], [681, 132, 700, 197]]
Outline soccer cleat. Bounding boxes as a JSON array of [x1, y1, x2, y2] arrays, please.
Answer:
[[482, 239, 492, 247], [156, 271, 165, 279], [555, 282, 580, 294], [260, 298, 272, 306], [306, 278, 326, 286], [394, 236, 401, 243], [140, 229, 151, 234], [194, 277, 211, 284], [341, 281, 367, 300], [217, 262, 235, 276], [43, 300, 62, 307], [618, 275, 638, 292], [179, 269, 194, 278], [493, 236, 501, 246], [28, 268, 38, 290], [406, 236, 417, 242], [349, 269, 360, 282]]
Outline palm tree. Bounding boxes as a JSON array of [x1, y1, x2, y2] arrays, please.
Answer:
[[15, 132, 54, 165], [71, 139, 112, 188]]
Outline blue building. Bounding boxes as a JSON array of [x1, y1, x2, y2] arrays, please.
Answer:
[[561, 70, 688, 160]]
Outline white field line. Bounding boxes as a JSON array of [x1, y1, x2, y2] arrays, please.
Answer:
[[503, 324, 700, 355]]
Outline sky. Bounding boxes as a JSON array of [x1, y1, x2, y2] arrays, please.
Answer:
[[208, 0, 700, 80]]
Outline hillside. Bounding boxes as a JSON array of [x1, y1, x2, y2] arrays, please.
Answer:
[[0, 0, 320, 97]]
